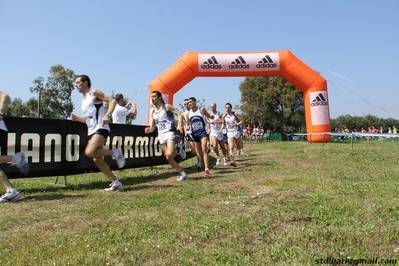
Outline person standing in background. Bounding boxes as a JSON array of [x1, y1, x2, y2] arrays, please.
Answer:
[[112, 93, 137, 124]]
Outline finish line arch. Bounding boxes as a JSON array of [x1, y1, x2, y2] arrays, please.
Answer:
[[148, 50, 331, 143]]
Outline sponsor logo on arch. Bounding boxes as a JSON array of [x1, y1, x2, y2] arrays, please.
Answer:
[[198, 53, 280, 72]]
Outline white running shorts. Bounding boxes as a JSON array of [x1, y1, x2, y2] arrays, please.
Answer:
[[158, 131, 176, 145], [227, 130, 241, 140]]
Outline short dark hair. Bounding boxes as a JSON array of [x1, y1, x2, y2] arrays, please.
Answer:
[[115, 93, 123, 101], [75, 75, 91, 88], [189, 97, 196, 101], [225, 102, 232, 108]]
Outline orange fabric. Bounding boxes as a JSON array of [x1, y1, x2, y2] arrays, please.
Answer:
[[149, 50, 331, 142]]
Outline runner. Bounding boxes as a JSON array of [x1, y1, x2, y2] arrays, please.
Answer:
[[182, 99, 202, 171], [221, 103, 243, 167], [207, 102, 229, 166], [145, 91, 188, 181], [184, 97, 214, 177]]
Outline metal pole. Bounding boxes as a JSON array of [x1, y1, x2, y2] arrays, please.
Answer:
[[37, 90, 41, 118]]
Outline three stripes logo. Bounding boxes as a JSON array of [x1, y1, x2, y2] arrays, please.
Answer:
[[201, 56, 222, 69], [256, 55, 277, 69], [311, 93, 328, 107], [229, 56, 249, 69]]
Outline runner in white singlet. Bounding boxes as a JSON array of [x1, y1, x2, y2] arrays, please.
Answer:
[[70, 75, 125, 192], [145, 91, 188, 181], [221, 102, 243, 167], [207, 102, 229, 166]]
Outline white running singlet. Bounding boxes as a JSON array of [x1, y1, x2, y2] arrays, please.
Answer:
[[81, 90, 110, 136]]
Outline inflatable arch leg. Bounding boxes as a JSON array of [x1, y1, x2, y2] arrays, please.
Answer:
[[148, 50, 331, 142]]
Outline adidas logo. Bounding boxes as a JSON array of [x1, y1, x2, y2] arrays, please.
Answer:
[[229, 56, 249, 69], [256, 55, 277, 69], [311, 93, 328, 107], [201, 56, 222, 69]]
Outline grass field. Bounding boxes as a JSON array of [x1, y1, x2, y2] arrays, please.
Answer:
[[1, 141, 399, 265]]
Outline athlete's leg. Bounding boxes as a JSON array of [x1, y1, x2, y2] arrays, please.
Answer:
[[228, 137, 237, 166], [218, 139, 229, 158], [162, 139, 184, 173], [210, 135, 220, 157], [85, 135, 117, 182], [201, 136, 210, 170]]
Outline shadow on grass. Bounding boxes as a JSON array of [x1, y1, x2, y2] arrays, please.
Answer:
[[19, 154, 263, 194], [21, 193, 85, 201], [19, 172, 176, 193]]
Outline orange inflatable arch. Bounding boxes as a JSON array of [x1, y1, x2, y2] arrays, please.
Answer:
[[149, 50, 331, 142]]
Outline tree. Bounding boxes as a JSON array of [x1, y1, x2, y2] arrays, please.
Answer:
[[29, 65, 75, 119], [239, 76, 305, 135], [330, 114, 399, 133]]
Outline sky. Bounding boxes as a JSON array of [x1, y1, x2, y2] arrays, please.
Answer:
[[0, 0, 398, 126]]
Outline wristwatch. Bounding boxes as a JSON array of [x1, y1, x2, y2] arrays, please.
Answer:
[[0, 111, 4, 116], [106, 113, 111, 118]]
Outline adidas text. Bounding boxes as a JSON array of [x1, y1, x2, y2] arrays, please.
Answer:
[[311, 102, 328, 107], [256, 63, 277, 68], [201, 64, 222, 69], [229, 64, 250, 69]]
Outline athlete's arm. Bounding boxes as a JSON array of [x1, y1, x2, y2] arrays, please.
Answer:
[[70, 113, 86, 124], [184, 111, 190, 131], [92, 89, 116, 125], [220, 114, 226, 132], [166, 104, 184, 133], [214, 112, 224, 124], [201, 107, 214, 119], [235, 113, 243, 126], [145, 118, 156, 134]]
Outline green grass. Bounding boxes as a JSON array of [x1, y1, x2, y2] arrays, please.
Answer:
[[1, 141, 399, 265]]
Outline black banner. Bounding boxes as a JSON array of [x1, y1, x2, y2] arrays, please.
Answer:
[[0, 117, 192, 178]]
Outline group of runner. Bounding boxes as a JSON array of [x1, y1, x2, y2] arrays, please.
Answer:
[[148, 92, 244, 181]]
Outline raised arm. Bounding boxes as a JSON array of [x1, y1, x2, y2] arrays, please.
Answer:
[[200, 107, 214, 119]]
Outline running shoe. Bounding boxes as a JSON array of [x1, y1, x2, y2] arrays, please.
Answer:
[[177, 172, 189, 181], [204, 169, 210, 177], [11, 152, 29, 175], [0, 189, 21, 203], [113, 149, 125, 168], [104, 181, 123, 192]]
